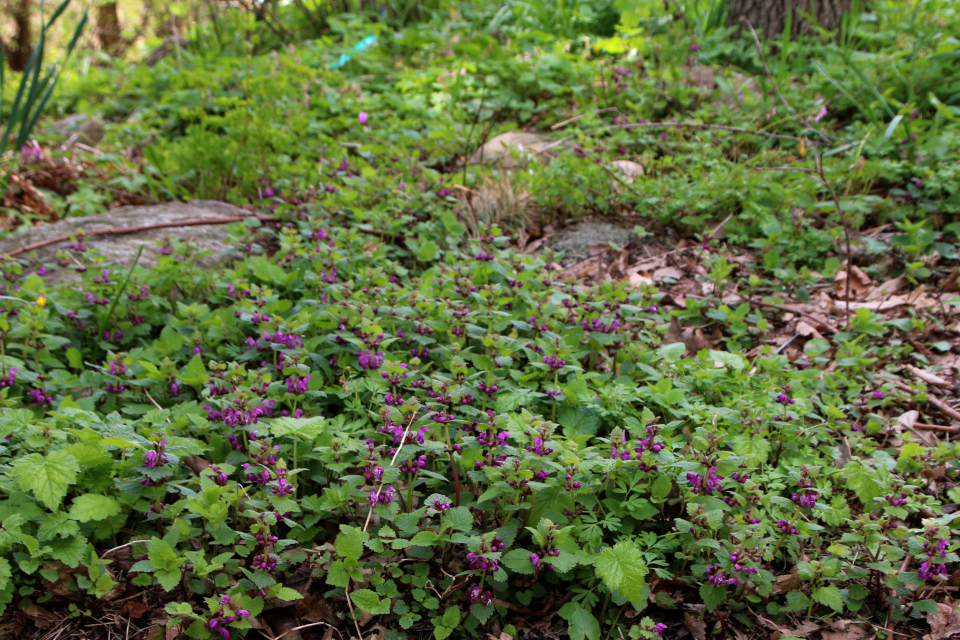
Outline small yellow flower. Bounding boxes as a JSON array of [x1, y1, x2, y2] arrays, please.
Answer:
[[36, 295, 47, 308]]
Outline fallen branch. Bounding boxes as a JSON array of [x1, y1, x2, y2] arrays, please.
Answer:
[[728, 290, 840, 335], [596, 121, 808, 143], [2, 215, 279, 258]]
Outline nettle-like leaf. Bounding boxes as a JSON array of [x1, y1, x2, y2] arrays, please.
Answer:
[[350, 588, 390, 614], [813, 585, 844, 613], [270, 416, 326, 440], [69, 494, 122, 522], [558, 602, 601, 640], [11, 450, 80, 510], [594, 541, 647, 609], [335, 525, 369, 562]]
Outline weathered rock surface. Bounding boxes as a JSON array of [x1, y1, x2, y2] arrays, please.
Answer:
[[468, 132, 568, 168], [0, 201, 254, 280], [547, 221, 639, 266]]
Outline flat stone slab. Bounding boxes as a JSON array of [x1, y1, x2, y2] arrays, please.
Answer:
[[0, 200, 254, 280]]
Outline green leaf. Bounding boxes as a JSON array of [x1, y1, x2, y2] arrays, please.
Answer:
[[732, 434, 770, 465], [651, 474, 672, 500], [594, 541, 647, 608], [351, 588, 390, 615], [0, 557, 12, 591], [69, 495, 121, 522], [441, 605, 460, 628], [813, 585, 844, 613], [707, 350, 746, 371], [434, 626, 452, 640], [11, 450, 80, 510], [155, 567, 182, 592], [557, 603, 601, 640], [335, 526, 367, 562], [658, 342, 685, 363], [270, 416, 326, 440], [502, 549, 536, 575], [700, 583, 726, 612], [442, 507, 473, 532], [274, 587, 304, 602], [180, 355, 207, 387], [557, 406, 601, 436], [148, 537, 183, 573]]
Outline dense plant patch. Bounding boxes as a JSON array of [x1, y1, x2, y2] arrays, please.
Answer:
[[0, 209, 957, 640], [0, 1, 959, 639]]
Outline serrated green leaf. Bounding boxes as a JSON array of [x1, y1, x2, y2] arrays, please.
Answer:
[[335, 526, 367, 561], [270, 416, 326, 440], [594, 541, 647, 608], [699, 583, 726, 612], [813, 585, 844, 612], [558, 603, 600, 640], [351, 588, 390, 614], [502, 549, 536, 575], [69, 495, 121, 522], [441, 605, 460, 628], [11, 450, 79, 510], [274, 587, 304, 602], [442, 507, 473, 532]]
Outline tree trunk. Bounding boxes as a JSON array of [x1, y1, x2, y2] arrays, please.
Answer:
[[96, 2, 124, 57], [2, 0, 33, 72], [726, 0, 855, 38]]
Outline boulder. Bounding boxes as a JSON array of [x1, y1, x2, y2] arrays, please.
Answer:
[[610, 160, 644, 183], [468, 132, 568, 168], [49, 113, 106, 147], [0, 200, 256, 282]]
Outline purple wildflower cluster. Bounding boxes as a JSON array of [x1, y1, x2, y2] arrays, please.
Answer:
[[466, 536, 503, 574], [204, 596, 252, 640], [918, 531, 951, 581]]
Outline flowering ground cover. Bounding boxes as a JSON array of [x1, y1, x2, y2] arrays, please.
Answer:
[[1, 1, 960, 639]]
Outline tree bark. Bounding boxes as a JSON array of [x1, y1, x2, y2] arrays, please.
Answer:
[[726, 0, 855, 38], [2, 0, 33, 72], [96, 2, 124, 57]]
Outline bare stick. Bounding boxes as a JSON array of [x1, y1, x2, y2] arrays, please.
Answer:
[[551, 107, 625, 130], [814, 152, 853, 328], [362, 410, 419, 532], [742, 18, 835, 144], [728, 290, 839, 334], [596, 121, 808, 143], [3, 215, 279, 258], [267, 621, 342, 640]]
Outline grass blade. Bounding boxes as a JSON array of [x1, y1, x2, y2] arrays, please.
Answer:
[[99, 245, 145, 336]]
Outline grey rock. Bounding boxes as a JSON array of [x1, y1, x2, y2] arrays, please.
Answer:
[[49, 113, 106, 146], [0, 201, 254, 282], [468, 132, 568, 168], [546, 221, 639, 266]]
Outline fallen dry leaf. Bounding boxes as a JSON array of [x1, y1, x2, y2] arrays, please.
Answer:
[[898, 410, 939, 447], [821, 619, 869, 640], [866, 275, 907, 300], [905, 364, 951, 388], [785, 621, 821, 638], [835, 266, 872, 300], [771, 565, 801, 595], [683, 612, 707, 640], [924, 602, 960, 640], [653, 266, 684, 281], [795, 321, 821, 338]]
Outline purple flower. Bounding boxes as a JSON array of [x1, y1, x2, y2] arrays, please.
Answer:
[[359, 111, 368, 125]]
